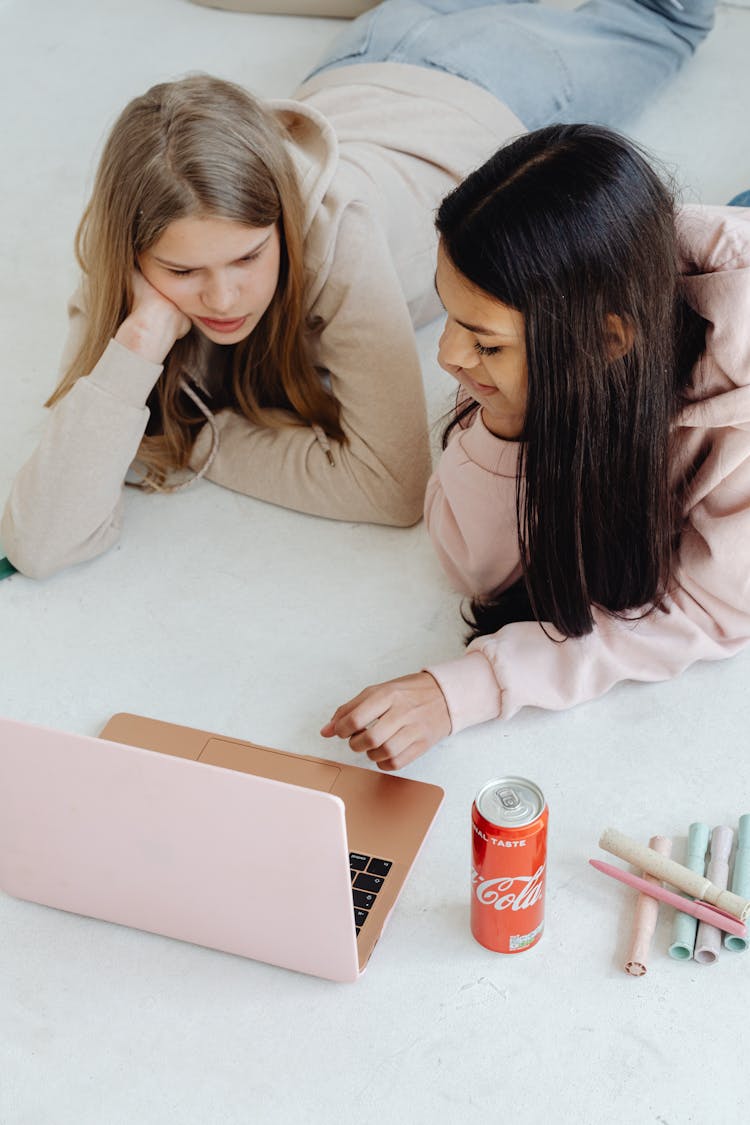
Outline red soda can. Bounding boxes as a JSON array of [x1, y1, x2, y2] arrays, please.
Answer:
[[471, 776, 548, 953]]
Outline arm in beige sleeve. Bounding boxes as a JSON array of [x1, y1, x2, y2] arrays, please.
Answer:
[[1, 296, 163, 578], [428, 449, 750, 732], [189, 205, 432, 527]]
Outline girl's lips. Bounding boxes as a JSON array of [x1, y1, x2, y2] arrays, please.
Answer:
[[462, 372, 498, 396], [197, 315, 247, 333]]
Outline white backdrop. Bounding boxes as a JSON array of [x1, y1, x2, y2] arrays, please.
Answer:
[[2, 1, 749, 1122]]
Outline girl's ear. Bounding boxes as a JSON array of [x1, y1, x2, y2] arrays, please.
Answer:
[[604, 313, 635, 360]]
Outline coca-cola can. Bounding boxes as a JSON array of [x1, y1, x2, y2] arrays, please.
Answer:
[[471, 776, 548, 954]]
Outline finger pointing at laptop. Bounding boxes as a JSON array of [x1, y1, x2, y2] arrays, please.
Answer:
[[321, 672, 451, 771]]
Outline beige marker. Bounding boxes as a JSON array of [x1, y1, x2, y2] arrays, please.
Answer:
[[599, 827, 750, 922]]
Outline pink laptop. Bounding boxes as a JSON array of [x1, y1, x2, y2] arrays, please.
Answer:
[[0, 713, 443, 982]]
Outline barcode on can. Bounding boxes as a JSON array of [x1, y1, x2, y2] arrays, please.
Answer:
[[509, 921, 544, 951]]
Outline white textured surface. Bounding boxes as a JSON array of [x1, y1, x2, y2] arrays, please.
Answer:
[[1, 1, 749, 1122]]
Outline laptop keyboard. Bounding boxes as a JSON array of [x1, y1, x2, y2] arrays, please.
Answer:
[[349, 852, 392, 936]]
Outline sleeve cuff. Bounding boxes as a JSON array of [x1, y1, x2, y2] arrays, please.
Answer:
[[87, 339, 163, 408], [425, 650, 503, 734]]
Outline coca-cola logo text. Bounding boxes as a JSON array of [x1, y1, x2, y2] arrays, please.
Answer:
[[472, 864, 545, 911]]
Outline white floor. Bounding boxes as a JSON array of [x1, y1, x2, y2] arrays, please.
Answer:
[[2, 1, 750, 1122]]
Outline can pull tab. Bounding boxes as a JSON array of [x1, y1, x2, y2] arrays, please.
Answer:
[[497, 787, 521, 810]]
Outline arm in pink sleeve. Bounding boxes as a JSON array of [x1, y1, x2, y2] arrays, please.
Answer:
[[428, 448, 750, 731], [424, 410, 523, 596]]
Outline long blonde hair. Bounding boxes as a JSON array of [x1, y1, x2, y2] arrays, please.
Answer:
[[48, 73, 344, 489]]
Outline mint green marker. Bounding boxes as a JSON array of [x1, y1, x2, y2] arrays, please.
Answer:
[[668, 822, 710, 960], [0, 535, 17, 581], [0, 556, 17, 581], [724, 815, 750, 952]]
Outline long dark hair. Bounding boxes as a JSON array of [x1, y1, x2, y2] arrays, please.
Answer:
[[436, 124, 706, 640]]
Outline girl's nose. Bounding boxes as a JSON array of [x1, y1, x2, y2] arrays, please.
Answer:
[[202, 275, 236, 315], [438, 319, 479, 370]]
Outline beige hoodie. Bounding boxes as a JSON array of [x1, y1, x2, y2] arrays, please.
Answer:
[[425, 205, 750, 730], [1, 62, 524, 578]]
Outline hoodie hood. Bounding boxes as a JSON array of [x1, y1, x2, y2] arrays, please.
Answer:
[[270, 99, 344, 311], [679, 205, 750, 413], [675, 205, 750, 510]]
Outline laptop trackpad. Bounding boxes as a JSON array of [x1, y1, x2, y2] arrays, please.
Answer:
[[198, 738, 341, 793]]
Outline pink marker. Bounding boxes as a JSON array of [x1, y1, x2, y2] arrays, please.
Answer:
[[589, 859, 747, 938], [624, 835, 672, 976]]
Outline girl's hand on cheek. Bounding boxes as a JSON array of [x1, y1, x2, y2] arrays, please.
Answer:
[[321, 672, 451, 772], [115, 270, 192, 363]]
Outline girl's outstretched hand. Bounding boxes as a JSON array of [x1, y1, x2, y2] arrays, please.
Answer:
[[321, 672, 451, 771], [115, 270, 192, 364]]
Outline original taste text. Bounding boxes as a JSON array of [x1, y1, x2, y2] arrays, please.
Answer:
[[473, 825, 526, 847]]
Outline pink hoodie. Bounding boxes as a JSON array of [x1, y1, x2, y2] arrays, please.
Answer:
[[425, 205, 750, 731]]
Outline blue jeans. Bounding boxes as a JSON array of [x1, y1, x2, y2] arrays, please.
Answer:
[[729, 191, 750, 207], [306, 0, 715, 130]]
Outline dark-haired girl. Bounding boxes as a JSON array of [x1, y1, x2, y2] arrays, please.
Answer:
[[323, 125, 750, 770]]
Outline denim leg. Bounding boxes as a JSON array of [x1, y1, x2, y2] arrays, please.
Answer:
[[306, 0, 538, 88], [729, 191, 750, 207], [307, 0, 715, 130]]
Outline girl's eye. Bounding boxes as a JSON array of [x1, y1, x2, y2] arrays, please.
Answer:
[[166, 250, 261, 277], [474, 342, 502, 357]]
